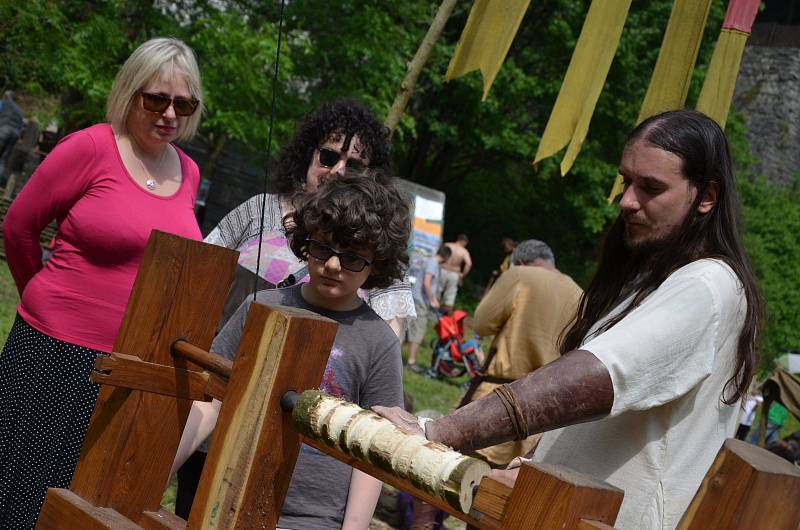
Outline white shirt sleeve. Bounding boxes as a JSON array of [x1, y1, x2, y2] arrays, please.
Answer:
[[583, 262, 739, 417]]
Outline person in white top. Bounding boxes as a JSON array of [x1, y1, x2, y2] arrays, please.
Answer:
[[376, 109, 764, 530]]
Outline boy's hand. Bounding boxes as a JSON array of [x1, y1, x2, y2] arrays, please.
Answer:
[[372, 405, 424, 436]]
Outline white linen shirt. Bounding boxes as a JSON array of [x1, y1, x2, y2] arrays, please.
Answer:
[[533, 259, 746, 530]]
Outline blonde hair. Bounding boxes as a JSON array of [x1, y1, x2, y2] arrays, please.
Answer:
[[106, 37, 203, 141]]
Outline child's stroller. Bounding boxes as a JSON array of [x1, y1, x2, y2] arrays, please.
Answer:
[[427, 310, 481, 379]]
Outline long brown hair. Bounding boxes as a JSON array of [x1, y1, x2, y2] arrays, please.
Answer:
[[561, 110, 764, 404]]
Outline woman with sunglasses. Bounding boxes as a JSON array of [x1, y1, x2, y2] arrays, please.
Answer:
[[173, 98, 416, 518], [204, 98, 414, 335], [0, 37, 203, 528]]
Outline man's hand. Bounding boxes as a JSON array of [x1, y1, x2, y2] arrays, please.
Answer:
[[429, 297, 440, 310], [372, 405, 424, 436]]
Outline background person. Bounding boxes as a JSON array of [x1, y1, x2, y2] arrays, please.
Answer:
[[460, 239, 582, 466], [0, 37, 204, 528], [405, 244, 450, 373], [438, 233, 472, 313], [377, 109, 764, 530], [484, 237, 516, 293], [0, 90, 24, 185]]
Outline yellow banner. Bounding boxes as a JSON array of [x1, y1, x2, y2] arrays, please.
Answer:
[[609, 0, 713, 200], [533, 0, 632, 176], [445, 0, 532, 100], [696, 29, 749, 129]]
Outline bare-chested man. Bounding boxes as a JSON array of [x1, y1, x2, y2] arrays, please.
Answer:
[[439, 233, 472, 311]]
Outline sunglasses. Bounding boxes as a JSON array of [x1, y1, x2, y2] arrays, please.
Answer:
[[306, 237, 373, 272], [317, 147, 368, 174], [139, 91, 200, 117]]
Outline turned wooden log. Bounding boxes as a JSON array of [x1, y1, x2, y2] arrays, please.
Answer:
[[292, 390, 490, 513]]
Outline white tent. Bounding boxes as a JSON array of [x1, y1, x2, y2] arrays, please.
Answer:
[[776, 352, 800, 374]]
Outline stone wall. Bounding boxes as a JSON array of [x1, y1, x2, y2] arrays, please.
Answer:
[[733, 45, 800, 185]]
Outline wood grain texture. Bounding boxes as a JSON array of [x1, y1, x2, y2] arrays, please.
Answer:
[[677, 438, 800, 530], [501, 462, 623, 529], [91, 353, 212, 401], [139, 509, 188, 530], [61, 232, 237, 520], [472, 475, 515, 521], [189, 303, 339, 529], [36, 489, 140, 530]]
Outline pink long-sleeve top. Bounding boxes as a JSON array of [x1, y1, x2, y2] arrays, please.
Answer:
[[3, 123, 202, 352]]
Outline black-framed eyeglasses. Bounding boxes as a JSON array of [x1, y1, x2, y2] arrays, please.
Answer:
[[306, 237, 373, 272], [317, 147, 368, 174], [139, 90, 199, 117]]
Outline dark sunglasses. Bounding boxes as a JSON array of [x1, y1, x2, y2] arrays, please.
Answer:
[[317, 147, 368, 174], [139, 90, 199, 117], [306, 237, 373, 272]]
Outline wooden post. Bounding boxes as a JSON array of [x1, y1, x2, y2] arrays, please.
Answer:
[[678, 438, 800, 530], [38, 231, 238, 527], [188, 304, 338, 529], [384, 0, 458, 134]]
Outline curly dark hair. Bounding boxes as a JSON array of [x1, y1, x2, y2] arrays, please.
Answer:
[[274, 98, 393, 196], [284, 170, 410, 290]]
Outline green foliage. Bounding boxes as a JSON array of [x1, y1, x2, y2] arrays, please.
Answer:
[[727, 116, 800, 367], [2, 0, 795, 359]]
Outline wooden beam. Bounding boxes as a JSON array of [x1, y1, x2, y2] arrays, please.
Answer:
[[91, 353, 212, 401], [678, 438, 800, 530], [501, 462, 623, 529], [203, 373, 227, 402], [36, 488, 140, 530], [171, 339, 232, 379], [62, 231, 238, 520], [139, 509, 187, 530], [189, 303, 339, 529]]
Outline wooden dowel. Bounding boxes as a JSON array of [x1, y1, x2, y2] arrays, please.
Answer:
[[172, 339, 232, 379]]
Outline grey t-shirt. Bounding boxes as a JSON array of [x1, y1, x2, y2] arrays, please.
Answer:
[[411, 256, 440, 307], [212, 284, 404, 530]]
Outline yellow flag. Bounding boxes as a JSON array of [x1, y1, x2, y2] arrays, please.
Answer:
[[533, 0, 632, 176], [695, 29, 748, 129], [445, 0, 532, 100], [696, 0, 761, 128], [608, 0, 713, 201]]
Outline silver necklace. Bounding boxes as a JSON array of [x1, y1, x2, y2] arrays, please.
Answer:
[[133, 143, 167, 191]]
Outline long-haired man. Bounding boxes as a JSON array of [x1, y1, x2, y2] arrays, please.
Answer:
[[377, 109, 764, 530]]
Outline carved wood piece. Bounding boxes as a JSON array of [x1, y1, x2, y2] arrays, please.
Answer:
[[91, 353, 212, 401], [677, 438, 800, 530], [501, 462, 623, 529], [292, 389, 490, 513], [302, 435, 501, 530], [36, 489, 140, 530]]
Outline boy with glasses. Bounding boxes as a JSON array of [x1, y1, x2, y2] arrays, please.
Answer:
[[174, 172, 411, 530]]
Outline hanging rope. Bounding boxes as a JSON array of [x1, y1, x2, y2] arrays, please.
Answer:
[[254, 0, 287, 300]]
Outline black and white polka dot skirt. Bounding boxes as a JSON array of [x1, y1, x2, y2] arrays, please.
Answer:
[[0, 315, 100, 530]]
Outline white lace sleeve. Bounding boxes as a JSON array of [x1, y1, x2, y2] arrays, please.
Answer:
[[366, 279, 416, 321]]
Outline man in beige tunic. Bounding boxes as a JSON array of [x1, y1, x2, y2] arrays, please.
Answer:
[[464, 239, 582, 465]]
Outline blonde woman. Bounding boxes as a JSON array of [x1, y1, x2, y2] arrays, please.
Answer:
[[1, 37, 204, 528]]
